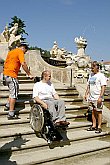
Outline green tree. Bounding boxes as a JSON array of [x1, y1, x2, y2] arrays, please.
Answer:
[[9, 16, 28, 41]]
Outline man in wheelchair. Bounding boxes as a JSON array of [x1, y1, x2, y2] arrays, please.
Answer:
[[32, 70, 70, 128]]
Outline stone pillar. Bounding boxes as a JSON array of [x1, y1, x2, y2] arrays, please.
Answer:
[[77, 45, 86, 56], [74, 36, 87, 56]]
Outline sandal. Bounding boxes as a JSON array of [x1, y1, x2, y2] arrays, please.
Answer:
[[95, 128, 102, 133], [87, 126, 96, 131]]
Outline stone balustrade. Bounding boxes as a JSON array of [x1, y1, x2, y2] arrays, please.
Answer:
[[22, 50, 75, 85]]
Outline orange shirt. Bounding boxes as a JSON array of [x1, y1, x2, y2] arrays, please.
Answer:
[[3, 48, 25, 78]]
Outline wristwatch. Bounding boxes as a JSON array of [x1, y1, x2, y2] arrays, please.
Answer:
[[99, 96, 103, 99]]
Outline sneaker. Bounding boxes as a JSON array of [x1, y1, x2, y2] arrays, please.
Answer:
[[7, 114, 19, 120], [4, 105, 9, 111], [95, 128, 102, 133]]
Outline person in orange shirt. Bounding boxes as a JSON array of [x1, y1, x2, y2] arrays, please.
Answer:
[[3, 43, 33, 119]]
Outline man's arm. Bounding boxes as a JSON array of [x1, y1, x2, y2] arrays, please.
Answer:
[[53, 93, 60, 100], [21, 62, 33, 79], [34, 96, 48, 110], [84, 85, 90, 101], [97, 85, 106, 103]]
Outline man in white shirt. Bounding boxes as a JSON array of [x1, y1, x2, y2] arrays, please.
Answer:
[[33, 70, 70, 127], [85, 61, 107, 133]]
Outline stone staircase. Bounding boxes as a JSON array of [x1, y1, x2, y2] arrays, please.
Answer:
[[0, 73, 110, 165]]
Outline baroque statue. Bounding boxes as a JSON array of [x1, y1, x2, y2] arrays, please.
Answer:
[[50, 41, 68, 59], [8, 23, 21, 47], [0, 23, 21, 47], [74, 36, 87, 48], [0, 25, 9, 42]]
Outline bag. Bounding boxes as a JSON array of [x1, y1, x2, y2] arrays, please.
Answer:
[[84, 106, 92, 122]]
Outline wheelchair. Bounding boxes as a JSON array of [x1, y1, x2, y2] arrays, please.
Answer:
[[30, 104, 65, 144]]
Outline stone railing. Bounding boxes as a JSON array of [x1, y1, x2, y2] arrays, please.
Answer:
[[22, 50, 75, 85]]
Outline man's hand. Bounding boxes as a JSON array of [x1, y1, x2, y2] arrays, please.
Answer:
[[28, 74, 34, 79], [41, 102, 48, 110], [97, 97, 102, 104], [97, 97, 102, 108]]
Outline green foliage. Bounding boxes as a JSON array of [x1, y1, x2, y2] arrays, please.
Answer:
[[29, 46, 39, 50], [9, 16, 28, 41]]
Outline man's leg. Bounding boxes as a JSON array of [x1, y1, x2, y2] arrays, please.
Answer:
[[44, 100, 58, 122], [92, 109, 97, 128], [97, 111, 102, 128], [95, 111, 102, 133], [54, 99, 70, 126], [9, 98, 16, 111], [7, 77, 19, 119], [5, 97, 15, 111], [54, 99, 66, 121]]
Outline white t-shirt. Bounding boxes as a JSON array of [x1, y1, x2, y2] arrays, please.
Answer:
[[33, 81, 57, 100], [88, 72, 107, 101]]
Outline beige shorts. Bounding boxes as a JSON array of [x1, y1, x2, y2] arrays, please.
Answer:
[[89, 100, 103, 112]]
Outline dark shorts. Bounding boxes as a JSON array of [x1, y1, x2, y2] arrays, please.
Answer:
[[4, 75, 19, 99]]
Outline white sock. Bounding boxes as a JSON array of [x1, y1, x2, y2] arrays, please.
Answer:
[[6, 103, 9, 107], [9, 111, 14, 116]]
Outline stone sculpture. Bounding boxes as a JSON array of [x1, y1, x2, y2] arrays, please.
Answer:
[[74, 36, 87, 47], [0, 23, 21, 47], [50, 41, 59, 58], [8, 23, 21, 47], [0, 25, 9, 42], [50, 41, 68, 59]]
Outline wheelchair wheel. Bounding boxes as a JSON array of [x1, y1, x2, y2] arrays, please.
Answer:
[[30, 104, 44, 132]]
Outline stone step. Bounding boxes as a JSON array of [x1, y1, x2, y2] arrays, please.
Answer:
[[18, 75, 32, 80], [0, 106, 87, 116], [0, 117, 107, 138], [42, 148, 110, 165], [0, 90, 33, 96], [0, 87, 79, 100], [1, 136, 110, 165], [0, 103, 88, 116], [18, 80, 34, 84], [0, 91, 79, 99], [0, 106, 88, 128], [0, 127, 110, 154], [0, 82, 76, 89], [0, 120, 92, 138], [0, 110, 88, 127], [55, 87, 77, 91], [0, 83, 34, 91], [0, 98, 84, 106], [18, 72, 27, 76], [0, 103, 88, 110]]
